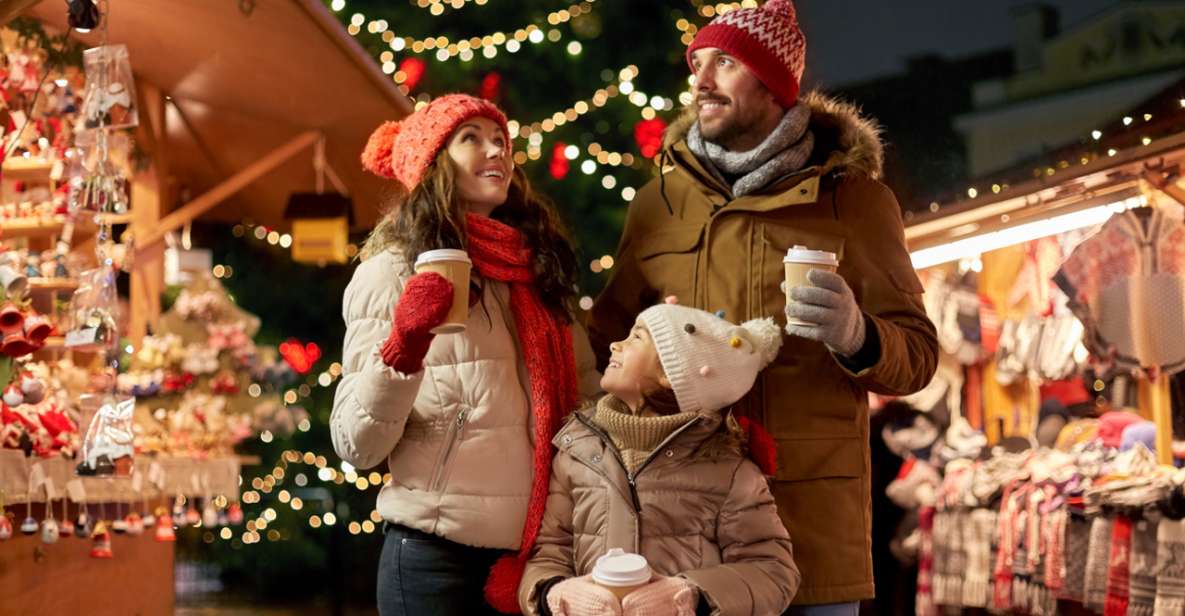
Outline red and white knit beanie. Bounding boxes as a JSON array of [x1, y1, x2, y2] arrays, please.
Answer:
[[637, 304, 782, 415], [361, 93, 509, 191], [686, 0, 807, 108]]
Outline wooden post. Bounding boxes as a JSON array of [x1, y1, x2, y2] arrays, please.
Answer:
[[1149, 375, 1174, 466], [128, 81, 169, 345]]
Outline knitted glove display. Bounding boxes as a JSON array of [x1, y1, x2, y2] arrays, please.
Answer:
[[621, 576, 698, 616], [546, 576, 624, 616], [783, 269, 866, 357], [379, 272, 454, 374]]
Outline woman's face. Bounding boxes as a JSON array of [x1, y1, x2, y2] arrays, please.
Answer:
[[445, 117, 512, 216]]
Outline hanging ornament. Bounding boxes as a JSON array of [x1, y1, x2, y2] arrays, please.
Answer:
[[279, 339, 321, 375], [153, 508, 175, 542], [75, 510, 92, 537], [20, 515, 37, 534], [19, 374, 45, 405], [399, 57, 426, 92], [185, 504, 200, 527], [124, 511, 143, 536], [550, 142, 570, 180], [479, 71, 502, 101], [3, 385, 24, 407], [141, 510, 156, 529], [216, 509, 229, 527], [40, 517, 59, 544], [58, 515, 74, 537], [0, 514, 11, 540], [89, 521, 113, 558], [633, 118, 668, 159], [226, 502, 244, 525], [201, 501, 218, 528], [111, 516, 128, 534]]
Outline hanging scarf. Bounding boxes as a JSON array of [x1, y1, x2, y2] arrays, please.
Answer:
[[686, 102, 814, 197], [1104, 514, 1133, 616], [466, 213, 580, 613]]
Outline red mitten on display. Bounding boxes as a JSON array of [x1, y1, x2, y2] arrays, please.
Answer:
[[379, 272, 454, 374]]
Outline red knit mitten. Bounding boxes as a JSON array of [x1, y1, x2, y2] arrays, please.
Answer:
[[379, 272, 454, 374]]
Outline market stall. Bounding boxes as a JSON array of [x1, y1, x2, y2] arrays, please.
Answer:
[[0, 1, 408, 613], [889, 80, 1185, 614]]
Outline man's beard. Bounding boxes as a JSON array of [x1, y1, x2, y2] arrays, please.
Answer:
[[699, 104, 760, 151]]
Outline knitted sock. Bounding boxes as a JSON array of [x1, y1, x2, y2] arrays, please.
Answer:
[[963, 509, 996, 608], [917, 506, 936, 616], [1062, 512, 1091, 602], [946, 510, 966, 606], [1085, 516, 1115, 612], [1104, 515, 1132, 616], [1128, 518, 1158, 616], [931, 511, 950, 607], [1155, 517, 1185, 616]]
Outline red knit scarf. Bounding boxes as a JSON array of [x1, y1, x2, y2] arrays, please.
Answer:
[[466, 213, 579, 613]]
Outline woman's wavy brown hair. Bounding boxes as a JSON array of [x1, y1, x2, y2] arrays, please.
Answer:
[[360, 149, 579, 320]]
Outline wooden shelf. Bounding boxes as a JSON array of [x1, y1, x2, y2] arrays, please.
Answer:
[[27, 277, 79, 293], [1, 159, 54, 182], [0, 216, 96, 241]]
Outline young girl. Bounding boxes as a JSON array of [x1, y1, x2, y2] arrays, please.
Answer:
[[519, 303, 800, 615], [332, 94, 600, 616]]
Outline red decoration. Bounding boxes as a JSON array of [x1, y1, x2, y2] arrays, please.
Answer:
[[280, 339, 322, 375], [633, 118, 668, 159], [399, 57, 427, 92], [479, 71, 502, 101], [549, 142, 570, 180]]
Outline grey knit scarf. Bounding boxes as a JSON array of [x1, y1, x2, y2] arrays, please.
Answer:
[[686, 102, 814, 197]]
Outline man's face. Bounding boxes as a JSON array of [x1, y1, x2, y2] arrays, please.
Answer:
[[689, 48, 780, 148]]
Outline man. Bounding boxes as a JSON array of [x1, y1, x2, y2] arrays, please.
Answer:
[[589, 1, 938, 613]]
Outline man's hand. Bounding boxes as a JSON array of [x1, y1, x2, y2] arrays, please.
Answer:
[[783, 269, 866, 357]]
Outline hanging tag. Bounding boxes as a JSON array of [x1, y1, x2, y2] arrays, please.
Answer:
[[65, 479, 86, 503], [65, 327, 98, 347]]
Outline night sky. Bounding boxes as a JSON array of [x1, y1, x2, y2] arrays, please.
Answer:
[[797, 0, 1119, 87]]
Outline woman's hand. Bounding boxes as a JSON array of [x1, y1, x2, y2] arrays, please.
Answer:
[[379, 272, 454, 373], [546, 575, 623, 616], [621, 576, 698, 616]]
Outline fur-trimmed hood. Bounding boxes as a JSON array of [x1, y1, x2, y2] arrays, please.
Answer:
[[663, 90, 884, 180]]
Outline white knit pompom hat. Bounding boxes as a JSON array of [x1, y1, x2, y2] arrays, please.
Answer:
[[637, 304, 782, 414]]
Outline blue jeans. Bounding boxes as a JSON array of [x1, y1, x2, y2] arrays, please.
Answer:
[[784, 602, 861, 616], [377, 523, 508, 616]]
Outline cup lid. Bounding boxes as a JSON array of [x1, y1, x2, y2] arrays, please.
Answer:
[[591, 548, 651, 587], [783, 245, 838, 266], [414, 249, 471, 267]]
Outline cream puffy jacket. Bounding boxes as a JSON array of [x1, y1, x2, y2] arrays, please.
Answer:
[[331, 248, 601, 549]]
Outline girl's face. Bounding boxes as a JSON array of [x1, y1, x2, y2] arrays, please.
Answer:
[[601, 320, 671, 413], [445, 117, 512, 216]]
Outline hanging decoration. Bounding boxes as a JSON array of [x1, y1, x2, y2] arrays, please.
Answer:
[[549, 141, 570, 180], [479, 71, 502, 101], [398, 57, 426, 92], [633, 117, 667, 159]]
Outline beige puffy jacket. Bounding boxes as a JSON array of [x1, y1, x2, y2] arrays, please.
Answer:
[[519, 408, 799, 615], [331, 247, 601, 550]]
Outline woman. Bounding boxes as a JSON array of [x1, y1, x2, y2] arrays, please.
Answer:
[[331, 94, 600, 615]]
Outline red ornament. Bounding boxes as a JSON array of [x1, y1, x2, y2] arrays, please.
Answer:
[[279, 339, 322, 375], [399, 57, 427, 92], [549, 142, 570, 180], [479, 71, 502, 101], [633, 118, 668, 159]]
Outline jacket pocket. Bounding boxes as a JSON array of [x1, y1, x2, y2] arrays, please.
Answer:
[[774, 435, 864, 482], [426, 405, 469, 493], [637, 222, 705, 304]]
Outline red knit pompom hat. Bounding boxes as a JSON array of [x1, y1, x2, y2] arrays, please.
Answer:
[[686, 0, 807, 108], [360, 93, 509, 190]]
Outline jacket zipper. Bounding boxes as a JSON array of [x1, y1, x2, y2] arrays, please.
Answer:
[[573, 414, 704, 550], [428, 407, 468, 493]]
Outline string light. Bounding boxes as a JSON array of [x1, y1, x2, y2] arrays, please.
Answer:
[[512, 66, 640, 142]]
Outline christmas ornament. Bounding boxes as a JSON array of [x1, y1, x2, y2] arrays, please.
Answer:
[[202, 502, 218, 528], [0, 514, 11, 540], [111, 516, 128, 534], [20, 515, 38, 534], [75, 511, 92, 537], [185, 505, 200, 527], [19, 374, 45, 404], [634, 118, 668, 159], [40, 517, 59, 544], [227, 502, 244, 525], [89, 521, 112, 558], [125, 512, 143, 535], [153, 508, 175, 542], [3, 385, 24, 407], [480, 71, 502, 101]]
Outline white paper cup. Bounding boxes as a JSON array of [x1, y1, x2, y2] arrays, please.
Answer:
[[414, 249, 472, 334], [783, 245, 839, 326], [591, 548, 652, 601], [0, 265, 26, 297]]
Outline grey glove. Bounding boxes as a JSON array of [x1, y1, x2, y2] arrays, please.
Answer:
[[783, 269, 866, 357]]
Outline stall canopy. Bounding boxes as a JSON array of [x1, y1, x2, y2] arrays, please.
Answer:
[[18, 0, 411, 231]]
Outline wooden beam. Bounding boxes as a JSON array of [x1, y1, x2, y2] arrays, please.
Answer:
[[169, 98, 229, 177], [1142, 169, 1185, 208], [0, 0, 42, 27], [139, 130, 320, 247]]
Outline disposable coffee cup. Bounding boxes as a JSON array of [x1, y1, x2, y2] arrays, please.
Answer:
[[591, 548, 652, 601], [783, 245, 840, 326], [0, 265, 26, 297], [413, 249, 472, 334]]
